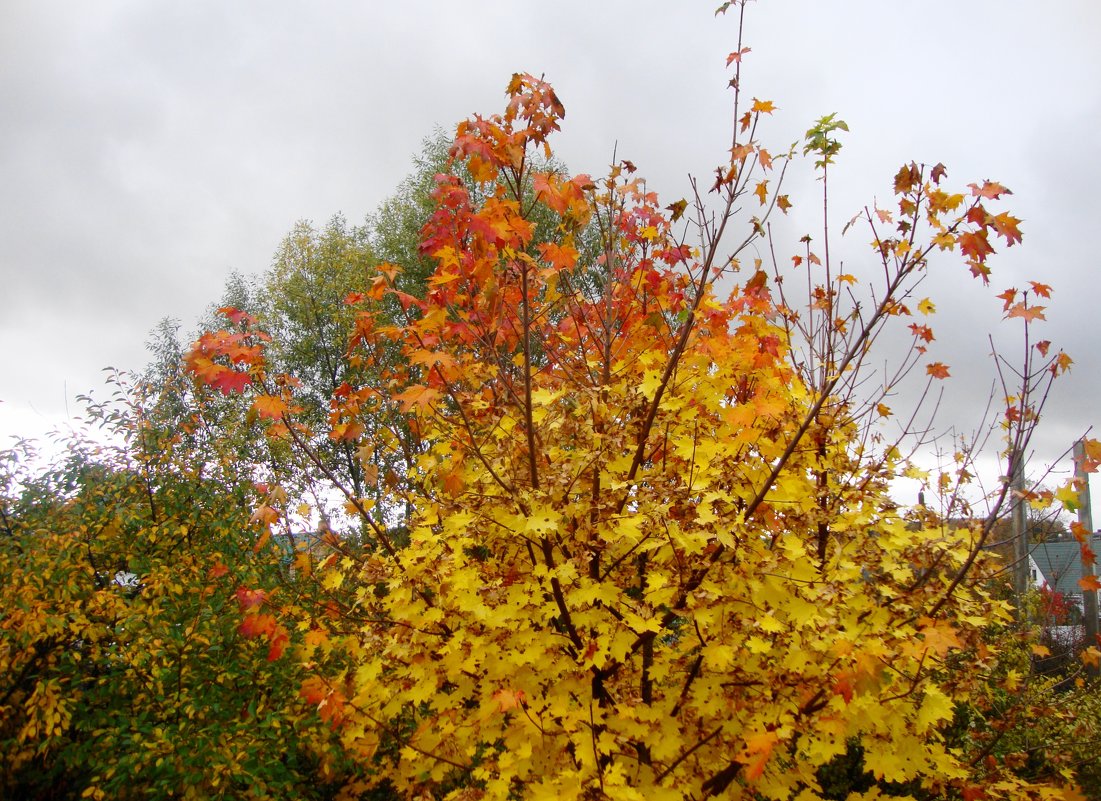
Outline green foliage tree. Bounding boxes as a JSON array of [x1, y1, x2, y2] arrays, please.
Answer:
[[0, 376, 363, 801]]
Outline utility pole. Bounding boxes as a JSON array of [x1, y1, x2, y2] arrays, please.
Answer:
[[1011, 456, 1029, 611], [1073, 440, 1099, 675]]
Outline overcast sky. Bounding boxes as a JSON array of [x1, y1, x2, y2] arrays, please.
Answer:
[[2, 1, 1099, 508]]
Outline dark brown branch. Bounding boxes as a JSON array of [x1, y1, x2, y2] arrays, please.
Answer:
[[654, 725, 724, 784]]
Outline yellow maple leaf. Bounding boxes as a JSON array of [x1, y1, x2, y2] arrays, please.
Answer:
[[1081, 646, 1101, 669]]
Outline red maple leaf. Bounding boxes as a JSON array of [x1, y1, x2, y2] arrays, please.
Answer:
[[267, 626, 289, 661], [964, 205, 989, 227], [211, 368, 253, 395], [236, 587, 268, 611], [959, 231, 994, 263], [219, 306, 256, 327], [832, 672, 854, 704], [908, 323, 934, 343]]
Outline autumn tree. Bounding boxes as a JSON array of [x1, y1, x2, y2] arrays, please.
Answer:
[[0, 375, 365, 801], [187, 6, 1099, 800]]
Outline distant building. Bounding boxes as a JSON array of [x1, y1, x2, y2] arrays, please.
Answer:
[[1029, 532, 1101, 617]]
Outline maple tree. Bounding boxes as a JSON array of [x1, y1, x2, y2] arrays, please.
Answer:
[[184, 4, 1101, 798]]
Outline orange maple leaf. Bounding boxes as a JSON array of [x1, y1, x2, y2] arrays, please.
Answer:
[[894, 163, 920, 194], [1028, 280, 1052, 298], [1078, 439, 1101, 473], [442, 469, 465, 496], [832, 672, 855, 704], [1051, 351, 1073, 375], [926, 362, 950, 380], [493, 688, 526, 712], [1079, 574, 1101, 592], [969, 180, 1011, 199], [1005, 303, 1046, 323], [533, 173, 570, 215], [300, 676, 329, 706], [329, 421, 365, 442], [741, 731, 779, 781], [250, 505, 280, 526], [538, 241, 579, 271], [238, 612, 278, 639], [252, 394, 288, 421], [750, 98, 776, 114], [393, 384, 441, 413], [992, 212, 1023, 246], [917, 617, 963, 655], [409, 350, 458, 372], [1082, 545, 1096, 567], [726, 47, 750, 66]]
